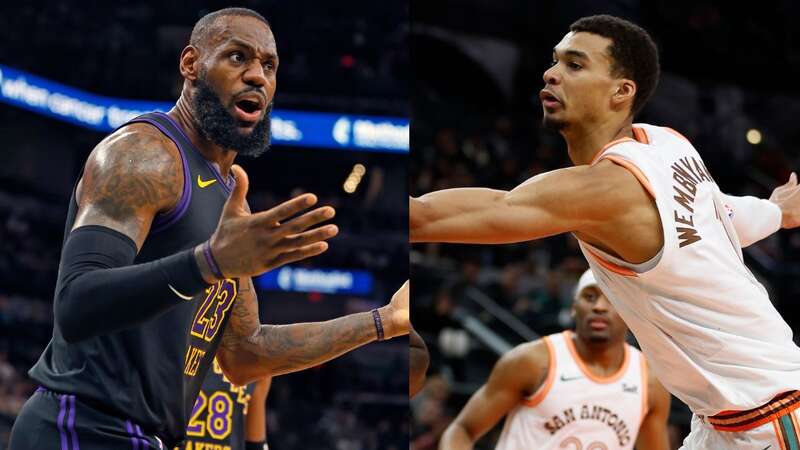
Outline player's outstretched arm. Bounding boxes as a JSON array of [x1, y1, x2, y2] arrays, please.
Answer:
[[717, 173, 799, 247], [439, 341, 549, 450], [411, 165, 617, 245], [56, 129, 337, 343], [634, 365, 671, 450], [410, 326, 430, 397], [216, 280, 410, 385]]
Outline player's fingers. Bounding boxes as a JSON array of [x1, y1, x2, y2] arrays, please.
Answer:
[[270, 242, 329, 267], [278, 225, 339, 250], [222, 165, 250, 216], [279, 206, 336, 235], [253, 194, 318, 225]]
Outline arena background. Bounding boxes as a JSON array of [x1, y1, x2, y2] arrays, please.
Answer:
[[0, 1, 408, 449], [410, 1, 800, 449]]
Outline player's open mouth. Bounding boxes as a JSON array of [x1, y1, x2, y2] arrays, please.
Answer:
[[233, 95, 265, 123], [539, 90, 563, 109]]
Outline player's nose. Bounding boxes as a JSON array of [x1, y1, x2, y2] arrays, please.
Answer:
[[543, 65, 560, 85], [242, 62, 268, 87], [593, 295, 611, 312]]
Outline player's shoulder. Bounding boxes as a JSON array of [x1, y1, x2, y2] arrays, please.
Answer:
[[85, 121, 182, 183], [497, 337, 553, 374]]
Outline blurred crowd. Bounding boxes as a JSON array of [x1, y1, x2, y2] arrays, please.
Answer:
[[0, 0, 408, 116]]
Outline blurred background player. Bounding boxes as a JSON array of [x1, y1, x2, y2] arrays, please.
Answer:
[[0, 2, 409, 449], [179, 359, 271, 450], [411, 2, 800, 449], [439, 269, 670, 450]]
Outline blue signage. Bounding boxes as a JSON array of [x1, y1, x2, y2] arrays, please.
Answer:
[[255, 266, 373, 295], [0, 65, 408, 152]]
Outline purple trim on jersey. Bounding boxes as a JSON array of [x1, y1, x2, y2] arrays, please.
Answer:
[[126, 420, 139, 450], [58, 394, 68, 450], [134, 424, 150, 448], [158, 113, 234, 194], [129, 116, 193, 234], [68, 395, 80, 450], [36, 386, 46, 393]]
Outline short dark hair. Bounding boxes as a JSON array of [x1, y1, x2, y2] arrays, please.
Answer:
[[190, 7, 270, 48], [570, 15, 659, 117]]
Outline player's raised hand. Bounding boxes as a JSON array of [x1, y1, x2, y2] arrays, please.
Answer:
[[202, 164, 339, 280], [769, 172, 800, 229]]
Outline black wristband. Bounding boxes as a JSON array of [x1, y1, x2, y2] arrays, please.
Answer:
[[245, 441, 268, 450], [371, 309, 385, 341]]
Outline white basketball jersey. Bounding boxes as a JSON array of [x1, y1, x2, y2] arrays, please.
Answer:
[[495, 331, 647, 450], [577, 123, 800, 416]]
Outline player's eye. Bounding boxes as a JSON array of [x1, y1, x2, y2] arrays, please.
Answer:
[[229, 51, 246, 65], [568, 62, 582, 70]]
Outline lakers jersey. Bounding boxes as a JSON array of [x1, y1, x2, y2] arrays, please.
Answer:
[[577, 123, 800, 416], [496, 331, 647, 450], [179, 358, 256, 450], [30, 112, 239, 447]]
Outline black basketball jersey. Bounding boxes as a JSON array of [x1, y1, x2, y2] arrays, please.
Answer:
[[178, 358, 255, 450], [30, 112, 240, 448]]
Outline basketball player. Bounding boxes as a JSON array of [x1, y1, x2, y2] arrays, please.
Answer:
[[439, 269, 670, 450], [179, 359, 271, 450], [410, 325, 430, 397], [411, 14, 800, 449], [10, 8, 409, 450]]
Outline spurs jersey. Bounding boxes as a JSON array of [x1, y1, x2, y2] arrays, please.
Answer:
[[577, 123, 800, 416], [496, 331, 647, 450]]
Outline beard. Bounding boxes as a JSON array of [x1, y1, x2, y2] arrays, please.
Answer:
[[192, 77, 272, 157]]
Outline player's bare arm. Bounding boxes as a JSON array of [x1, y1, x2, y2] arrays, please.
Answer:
[[769, 172, 800, 229], [411, 159, 662, 263], [634, 366, 671, 450], [439, 340, 550, 450], [216, 280, 410, 385], [410, 326, 430, 397], [74, 123, 183, 246], [245, 376, 271, 444]]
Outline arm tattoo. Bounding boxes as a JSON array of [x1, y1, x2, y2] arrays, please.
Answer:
[[76, 127, 182, 244], [221, 277, 380, 376], [243, 312, 377, 376]]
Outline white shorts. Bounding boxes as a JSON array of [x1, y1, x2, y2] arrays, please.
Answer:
[[681, 410, 800, 450]]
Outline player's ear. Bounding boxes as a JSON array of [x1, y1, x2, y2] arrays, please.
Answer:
[[179, 45, 200, 81], [611, 78, 636, 112]]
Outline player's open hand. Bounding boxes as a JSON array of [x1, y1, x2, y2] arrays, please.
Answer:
[[204, 165, 339, 280], [769, 172, 800, 229]]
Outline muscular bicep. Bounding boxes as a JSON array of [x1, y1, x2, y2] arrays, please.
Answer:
[[452, 342, 548, 441], [413, 165, 626, 245], [73, 124, 182, 249]]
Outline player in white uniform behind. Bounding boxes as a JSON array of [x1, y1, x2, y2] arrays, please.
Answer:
[[440, 269, 670, 450], [411, 14, 800, 449]]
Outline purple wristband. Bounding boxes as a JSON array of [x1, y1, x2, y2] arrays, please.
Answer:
[[371, 309, 385, 341], [202, 241, 224, 280]]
